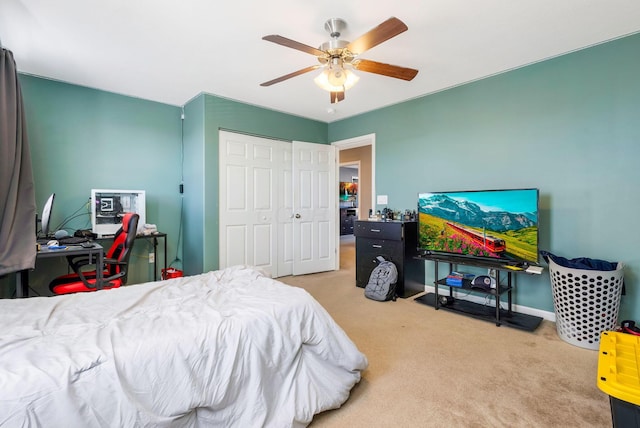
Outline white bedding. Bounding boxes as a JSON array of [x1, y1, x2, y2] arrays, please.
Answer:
[[0, 266, 367, 427]]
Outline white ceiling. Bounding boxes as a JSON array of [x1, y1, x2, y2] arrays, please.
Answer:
[[2, 1, 639, 123]]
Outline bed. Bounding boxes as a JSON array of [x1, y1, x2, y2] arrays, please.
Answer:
[[0, 266, 367, 427]]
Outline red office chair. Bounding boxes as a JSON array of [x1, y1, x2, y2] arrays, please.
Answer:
[[50, 213, 139, 294]]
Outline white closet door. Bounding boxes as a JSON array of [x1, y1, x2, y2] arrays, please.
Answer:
[[219, 131, 336, 277], [292, 141, 336, 275], [276, 147, 294, 276], [219, 131, 289, 277]]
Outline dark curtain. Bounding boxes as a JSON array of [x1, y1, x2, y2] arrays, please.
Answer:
[[0, 47, 36, 276]]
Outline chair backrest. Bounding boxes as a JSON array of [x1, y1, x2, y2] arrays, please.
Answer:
[[104, 213, 139, 285]]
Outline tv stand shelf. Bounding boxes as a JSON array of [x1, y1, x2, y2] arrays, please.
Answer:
[[414, 255, 543, 332]]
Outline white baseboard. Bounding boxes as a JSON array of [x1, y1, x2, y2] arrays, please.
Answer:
[[423, 285, 556, 322]]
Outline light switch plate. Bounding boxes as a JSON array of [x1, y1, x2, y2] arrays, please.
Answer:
[[377, 195, 388, 205]]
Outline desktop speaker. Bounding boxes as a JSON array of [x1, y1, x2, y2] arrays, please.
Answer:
[[438, 295, 454, 306], [471, 275, 496, 291]]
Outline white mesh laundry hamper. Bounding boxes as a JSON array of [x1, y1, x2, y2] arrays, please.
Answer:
[[548, 258, 624, 350]]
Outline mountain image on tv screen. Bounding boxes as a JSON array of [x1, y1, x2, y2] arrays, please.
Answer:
[[417, 188, 539, 264]]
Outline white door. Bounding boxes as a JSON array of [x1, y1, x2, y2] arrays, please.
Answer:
[[219, 131, 335, 277], [292, 141, 336, 275], [219, 131, 290, 277]]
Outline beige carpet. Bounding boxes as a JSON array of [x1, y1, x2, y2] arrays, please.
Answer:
[[279, 235, 612, 428]]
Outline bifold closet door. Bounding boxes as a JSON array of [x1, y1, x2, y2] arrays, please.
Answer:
[[219, 131, 336, 278], [219, 131, 291, 277]]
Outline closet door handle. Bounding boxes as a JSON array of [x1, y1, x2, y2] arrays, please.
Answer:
[[294, 213, 301, 219]]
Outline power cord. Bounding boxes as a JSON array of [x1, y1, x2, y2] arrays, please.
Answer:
[[54, 199, 91, 232], [169, 194, 183, 268], [170, 106, 185, 270]]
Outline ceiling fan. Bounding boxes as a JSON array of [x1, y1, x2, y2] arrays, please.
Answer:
[[260, 17, 419, 104]]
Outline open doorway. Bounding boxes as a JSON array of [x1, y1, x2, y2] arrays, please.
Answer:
[[339, 163, 358, 270], [332, 134, 375, 271], [339, 163, 359, 234]]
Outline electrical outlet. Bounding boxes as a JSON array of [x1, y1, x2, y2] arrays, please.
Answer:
[[149, 252, 155, 264]]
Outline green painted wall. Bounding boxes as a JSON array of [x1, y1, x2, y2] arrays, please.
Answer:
[[6, 32, 639, 323], [182, 93, 327, 274], [12, 75, 183, 294], [329, 33, 640, 320], [182, 95, 205, 275]]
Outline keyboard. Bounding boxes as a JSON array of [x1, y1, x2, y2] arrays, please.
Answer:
[[58, 236, 89, 245], [37, 236, 89, 245]]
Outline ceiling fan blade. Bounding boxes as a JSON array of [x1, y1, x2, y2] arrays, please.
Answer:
[[353, 59, 418, 81], [260, 65, 320, 87], [262, 35, 327, 57], [345, 17, 408, 55], [330, 91, 345, 104]]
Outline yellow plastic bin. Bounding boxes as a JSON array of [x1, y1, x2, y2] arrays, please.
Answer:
[[597, 331, 640, 427]]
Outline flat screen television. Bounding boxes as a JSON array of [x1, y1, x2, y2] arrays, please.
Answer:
[[417, 188, 539, 266]]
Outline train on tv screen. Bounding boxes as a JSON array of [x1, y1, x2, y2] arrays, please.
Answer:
[[417, 188, 540, 266]]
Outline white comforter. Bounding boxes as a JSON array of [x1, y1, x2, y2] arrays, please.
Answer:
[[0, 266, 367, 427]]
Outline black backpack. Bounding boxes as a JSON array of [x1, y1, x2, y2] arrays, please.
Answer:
[[364, 256, 398, 302]]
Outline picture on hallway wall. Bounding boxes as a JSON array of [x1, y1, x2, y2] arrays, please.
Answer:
[[340, 182, 358, 202]]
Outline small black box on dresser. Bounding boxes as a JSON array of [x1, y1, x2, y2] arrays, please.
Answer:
[[354, 220, 424, 298]]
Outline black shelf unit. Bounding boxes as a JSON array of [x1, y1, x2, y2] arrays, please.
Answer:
[[354, 220, 424, 298], [414, 254, 543, 331], [340, 208, 357, 235]]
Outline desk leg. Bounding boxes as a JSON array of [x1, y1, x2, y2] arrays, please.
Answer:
[[16, 270, 29, 298], [152, 235, 167, 281], [153, 237, 158, 281]]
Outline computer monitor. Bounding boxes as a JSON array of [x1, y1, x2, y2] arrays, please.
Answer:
[[39, 193, 55, 238]]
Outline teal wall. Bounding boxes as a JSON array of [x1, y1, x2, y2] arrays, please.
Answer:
[[7, 75, 183, 295], [182, 95, 205, 275], [182, 93, 327, 274], [329, 33, 640, 320], [5, 32, 639, 322]]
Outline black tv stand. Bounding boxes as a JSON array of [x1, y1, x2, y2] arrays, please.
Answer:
[[414, 254, 543, 331]]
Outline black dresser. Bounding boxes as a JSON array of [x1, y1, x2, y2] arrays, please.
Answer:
[[354, 220, 424, 298]]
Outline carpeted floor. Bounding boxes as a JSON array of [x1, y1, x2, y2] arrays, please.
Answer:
[[279, 235, 612, 427]]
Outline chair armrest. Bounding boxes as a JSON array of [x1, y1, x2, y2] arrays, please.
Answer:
[[66, 255, 98, 275]]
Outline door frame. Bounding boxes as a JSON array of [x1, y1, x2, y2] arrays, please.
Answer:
[[332, 133, 376, 270]]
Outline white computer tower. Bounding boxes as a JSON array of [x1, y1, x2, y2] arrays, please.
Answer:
[[91, 189, 146, 237]]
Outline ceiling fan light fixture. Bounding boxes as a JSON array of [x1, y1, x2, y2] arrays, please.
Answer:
[[328, 67, 346, 86], [314, 67, 359, 92]]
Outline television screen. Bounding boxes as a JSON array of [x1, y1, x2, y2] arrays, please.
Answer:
[[417, 188, 539, 265]]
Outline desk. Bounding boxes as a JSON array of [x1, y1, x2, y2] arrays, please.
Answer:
[[96, 232, 167, 281], [16, 243, 104, 298]]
